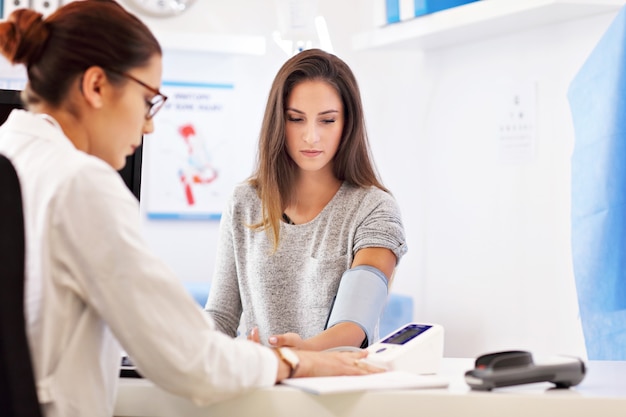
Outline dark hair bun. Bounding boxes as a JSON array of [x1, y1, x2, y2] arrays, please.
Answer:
[[0, 8, 48, 66]]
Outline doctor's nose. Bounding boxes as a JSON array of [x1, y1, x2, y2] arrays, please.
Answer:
[[143, 118, 155, 135]]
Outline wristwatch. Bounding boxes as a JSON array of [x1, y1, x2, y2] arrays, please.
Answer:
[[275, 347, 300, 379]]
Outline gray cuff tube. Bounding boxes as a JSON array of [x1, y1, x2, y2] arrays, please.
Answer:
[[326, 265, 389, 346]]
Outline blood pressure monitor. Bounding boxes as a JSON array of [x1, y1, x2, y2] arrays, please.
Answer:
[[361, 323, 444, 374]]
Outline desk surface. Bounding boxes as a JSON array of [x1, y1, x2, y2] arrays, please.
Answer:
[[114, 358, 626, 417]]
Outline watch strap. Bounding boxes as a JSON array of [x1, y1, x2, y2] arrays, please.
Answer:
[[275, 347, 299, 379]]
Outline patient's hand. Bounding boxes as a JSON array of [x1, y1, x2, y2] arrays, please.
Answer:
[[268, 323, 366, 351], [248, 328, 308, 349], [268, 332, 307, 349], [247, 327, 261, 344]]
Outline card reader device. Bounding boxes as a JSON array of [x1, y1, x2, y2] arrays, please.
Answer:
[[120, 355, 142, 378], [464, 350, 586, 391], [360, 323, 444, 375]]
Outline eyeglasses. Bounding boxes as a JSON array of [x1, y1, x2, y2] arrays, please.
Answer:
[[107, 69, 168, 120]]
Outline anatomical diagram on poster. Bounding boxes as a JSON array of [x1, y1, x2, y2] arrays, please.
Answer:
[[143, 80, 236, 220]]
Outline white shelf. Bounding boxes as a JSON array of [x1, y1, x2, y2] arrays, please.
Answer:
[[353, 0, 625, 51], [155, 31, 266, 55]]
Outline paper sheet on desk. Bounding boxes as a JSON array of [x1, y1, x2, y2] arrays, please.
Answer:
[[281, 371, 449, 395]]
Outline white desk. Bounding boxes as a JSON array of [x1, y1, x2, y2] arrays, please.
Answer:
[[114, 358, 626, 417]]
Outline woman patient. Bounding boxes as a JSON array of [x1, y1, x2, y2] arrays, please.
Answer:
[[205, 48, 407, 351]]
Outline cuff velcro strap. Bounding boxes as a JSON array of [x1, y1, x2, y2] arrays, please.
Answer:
[[326, 265, 389, 346]]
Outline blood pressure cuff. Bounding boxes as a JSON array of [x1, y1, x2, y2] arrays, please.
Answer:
[[326, 265, 389, 346]]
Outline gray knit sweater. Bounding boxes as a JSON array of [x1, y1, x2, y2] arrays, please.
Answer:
[[205, 181, 407, 345]]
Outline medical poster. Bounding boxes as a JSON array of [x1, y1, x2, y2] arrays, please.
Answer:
[[139, 47, 263, 221], [143, 80, 236, 220]]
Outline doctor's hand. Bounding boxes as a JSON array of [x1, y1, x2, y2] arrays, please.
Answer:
[[277, 349, 385, 382]]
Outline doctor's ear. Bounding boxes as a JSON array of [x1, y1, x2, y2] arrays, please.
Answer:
[[79, 66, 108, 110]]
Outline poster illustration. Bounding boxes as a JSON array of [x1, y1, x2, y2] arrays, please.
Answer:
[[143, 80, 235, 220]]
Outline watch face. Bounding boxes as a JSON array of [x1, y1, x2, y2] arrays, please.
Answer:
[[127, 0, 197, 18]]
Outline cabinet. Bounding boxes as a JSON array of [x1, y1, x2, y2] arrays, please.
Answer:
[[353, 0, 625, 50]]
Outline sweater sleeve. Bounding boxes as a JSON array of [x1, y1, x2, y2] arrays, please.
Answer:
[[353, 189, 408, 264], [204, 190, 244, 337]]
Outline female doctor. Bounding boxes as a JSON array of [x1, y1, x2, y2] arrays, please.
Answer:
[[0, 2, 381, 417]]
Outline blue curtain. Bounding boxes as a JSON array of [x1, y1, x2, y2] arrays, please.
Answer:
[[568, 6, 626, 360]]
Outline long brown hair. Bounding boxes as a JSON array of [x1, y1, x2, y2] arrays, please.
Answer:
[[249, 48, 387, 250], [0, 0, 161, 109]]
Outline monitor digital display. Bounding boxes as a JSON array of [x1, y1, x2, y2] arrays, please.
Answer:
[[381, 324, 432, 345]]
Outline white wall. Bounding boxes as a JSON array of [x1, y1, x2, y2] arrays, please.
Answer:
[[123, 0, 621, 359], [351, 7, 623, 358], [127, 1, 288, 287]]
